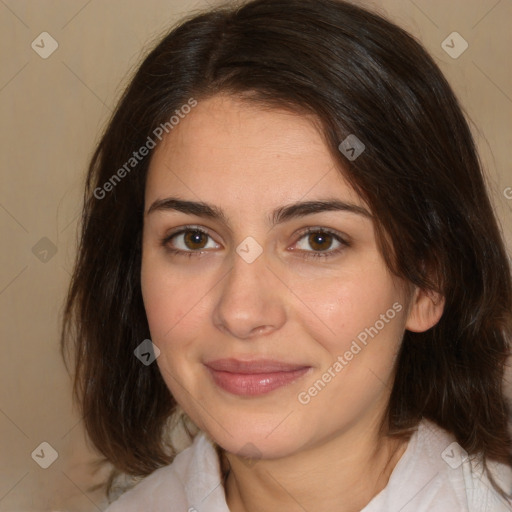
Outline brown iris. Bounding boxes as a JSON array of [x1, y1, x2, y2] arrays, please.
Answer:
[[184, 230, 208, 250], [307, 232, 333, 251]]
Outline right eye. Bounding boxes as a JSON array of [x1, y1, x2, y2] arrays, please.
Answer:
[[161, 226, 221, 256]]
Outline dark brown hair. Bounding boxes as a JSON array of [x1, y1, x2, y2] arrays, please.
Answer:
[[60, 0, 512, 501]]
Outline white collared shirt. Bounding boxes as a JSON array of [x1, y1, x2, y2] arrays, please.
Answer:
[[104, 419, 512, 511]]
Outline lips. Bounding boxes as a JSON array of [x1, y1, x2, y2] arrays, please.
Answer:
[[204, 358, 312, 396], [205, 358, 309, 373]]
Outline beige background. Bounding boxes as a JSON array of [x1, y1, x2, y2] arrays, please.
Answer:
[[0, 0, 511, 510]]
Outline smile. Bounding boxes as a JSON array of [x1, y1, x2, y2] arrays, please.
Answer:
[[204, 358, 312, 396]]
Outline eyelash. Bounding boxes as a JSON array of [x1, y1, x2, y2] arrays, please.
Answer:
[[160, 225, 349, 260]]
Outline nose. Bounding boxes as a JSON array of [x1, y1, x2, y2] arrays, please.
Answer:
[[212, 247, 287, 340]]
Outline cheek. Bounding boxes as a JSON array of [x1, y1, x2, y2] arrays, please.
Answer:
[[140, 254, 218, 389], [291, 263, 403, 354], [141, 260, 205, 393], [295, 271, 406, 424], [141, 256, 195, 341]]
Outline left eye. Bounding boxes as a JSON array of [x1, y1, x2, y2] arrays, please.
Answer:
[[293, 229, 347, 258]]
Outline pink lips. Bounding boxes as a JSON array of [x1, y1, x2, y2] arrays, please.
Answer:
[[204, 358, 311, 396]]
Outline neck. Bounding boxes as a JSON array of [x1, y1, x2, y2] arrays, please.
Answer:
[[221, 422, 410, 512]]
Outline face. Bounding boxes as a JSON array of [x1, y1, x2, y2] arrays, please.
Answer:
[[141, 94, 415, 459]]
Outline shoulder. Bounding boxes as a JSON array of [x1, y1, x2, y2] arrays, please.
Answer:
[[364, 419, 512, 512], [414, 420, 512, 511], [103, 430, 227, 512], [419, 420, 512, 510]]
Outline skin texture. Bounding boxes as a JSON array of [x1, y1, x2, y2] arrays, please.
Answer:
[[141, 94, 444, 512]]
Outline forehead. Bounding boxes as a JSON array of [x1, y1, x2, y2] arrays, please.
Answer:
[[145, 94, 364, 210]]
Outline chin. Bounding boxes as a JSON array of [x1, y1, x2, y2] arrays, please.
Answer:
[[197, 412, 311, 460]]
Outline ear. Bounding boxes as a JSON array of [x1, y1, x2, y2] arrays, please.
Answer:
[[405, 287, 445, 333]]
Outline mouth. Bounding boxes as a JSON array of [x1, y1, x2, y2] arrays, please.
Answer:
[[204, 358, 312, 396]]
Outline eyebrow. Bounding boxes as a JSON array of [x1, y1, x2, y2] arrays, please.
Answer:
[[146, 197, 371, 227]]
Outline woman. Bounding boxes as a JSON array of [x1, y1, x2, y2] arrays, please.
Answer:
[[60, 0, 512, 510]]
